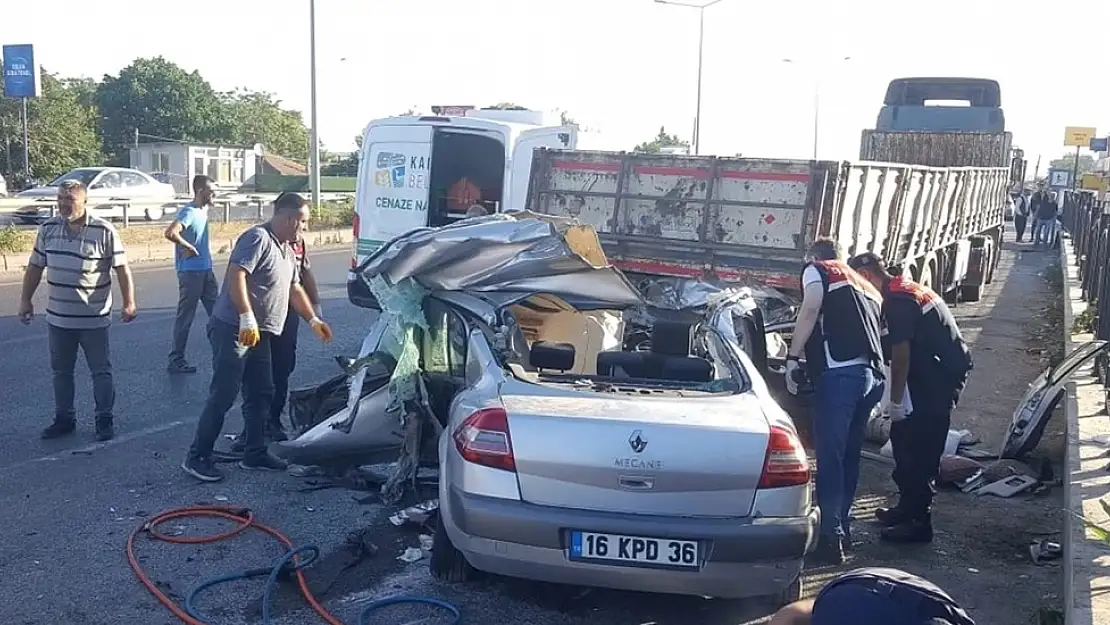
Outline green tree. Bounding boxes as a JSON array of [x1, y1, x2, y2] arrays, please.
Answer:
[[0, 71, 103, 184], [97, 57, 230, 162], [1049, 152, 1097, 177], [633, 127, 690, 153], [223, 89, 309, 162], [557, 109, 579, 129], [321, 134, 361, 177], [487, 102, 527, 110]]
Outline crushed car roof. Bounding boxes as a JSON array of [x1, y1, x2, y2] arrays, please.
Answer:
[[352, 212, 645, 310]]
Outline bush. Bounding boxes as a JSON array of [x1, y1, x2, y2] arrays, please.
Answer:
[[310, 198, 355, 230]]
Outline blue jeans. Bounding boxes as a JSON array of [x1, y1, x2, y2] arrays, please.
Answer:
[[813, 364, 884, 540], [187, 319, 275, 461], [1033, 218, 1055, 246]]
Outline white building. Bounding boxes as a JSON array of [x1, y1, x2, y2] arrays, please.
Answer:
[[129, 142, 260, 194]]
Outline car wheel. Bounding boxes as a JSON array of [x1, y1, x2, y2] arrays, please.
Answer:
[[778, 574, 803, 605], [429, 513, 475, 583], [144, 206, 158, 221]]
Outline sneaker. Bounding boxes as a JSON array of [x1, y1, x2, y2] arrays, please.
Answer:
[[239, 453, 289, 472], [880, 519, 933, 544], [41, 420, 76, 440], [182, 456, 224, 482], [810, 536, 845, 566], [168, 361, 198, 374], [874, 506, 908, 527], [95, 420, 115, 442]]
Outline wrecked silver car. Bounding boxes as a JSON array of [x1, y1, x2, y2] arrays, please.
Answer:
[[275, 214, 815, 604]]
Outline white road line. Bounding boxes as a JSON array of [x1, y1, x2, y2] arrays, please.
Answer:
[[5, 420, 188, 472]]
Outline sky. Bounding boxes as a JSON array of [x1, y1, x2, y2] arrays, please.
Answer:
[[2, 0, 1108, 172]]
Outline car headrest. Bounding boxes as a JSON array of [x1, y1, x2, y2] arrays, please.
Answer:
[[530, 341, 576, 371], [651, 320, 693, 357]]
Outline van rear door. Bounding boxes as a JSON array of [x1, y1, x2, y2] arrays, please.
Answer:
[[354, 124, 434, 263], [507, 127, 575, 210]]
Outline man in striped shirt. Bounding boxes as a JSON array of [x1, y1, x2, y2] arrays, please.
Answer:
[[17, 179, 137, 441]]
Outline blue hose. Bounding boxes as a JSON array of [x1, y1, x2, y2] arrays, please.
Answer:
[[185, 544, 461, 624]]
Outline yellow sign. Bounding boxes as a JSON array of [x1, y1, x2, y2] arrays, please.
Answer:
[[1064, 126, 1098, 147], [1081, 174, 1107, 192]]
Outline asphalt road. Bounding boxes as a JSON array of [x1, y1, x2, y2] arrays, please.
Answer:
[[0, 250, 785, 625]]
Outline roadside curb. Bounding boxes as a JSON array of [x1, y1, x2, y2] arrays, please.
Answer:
[[1061, 234, 1110, 625], [0, 227, 353, 279]]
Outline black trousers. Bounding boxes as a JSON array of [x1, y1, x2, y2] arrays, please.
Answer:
[[1014, 215, 1028, 241], [889, 409, 952, 521], [269, 310, 300, 425]]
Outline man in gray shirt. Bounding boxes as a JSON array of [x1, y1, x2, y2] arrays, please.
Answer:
[[182, 193, 333, 482], [18, 179, 137, 442]]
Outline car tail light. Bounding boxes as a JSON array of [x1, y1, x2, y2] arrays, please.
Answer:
[[758, 425, 810, 488], [453, 408, 515, 472], [350, 212, 360, 269]]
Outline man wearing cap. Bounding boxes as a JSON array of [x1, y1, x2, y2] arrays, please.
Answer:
[[785, 237, 885, 564], [848, 252, 972, 544], [769, 567, 975, 624]]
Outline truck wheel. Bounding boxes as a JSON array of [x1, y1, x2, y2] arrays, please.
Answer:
[[429, 514, 476, 583], [960, 284, 983, 302]]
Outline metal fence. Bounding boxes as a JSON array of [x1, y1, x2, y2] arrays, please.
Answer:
[[1060, 189, 1110, 385]]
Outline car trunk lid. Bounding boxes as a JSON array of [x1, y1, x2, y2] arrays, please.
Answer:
[[500, 384, 770, 518]]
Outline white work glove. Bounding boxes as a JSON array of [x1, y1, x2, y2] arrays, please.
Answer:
[[238, 312, 260, 348], [784, 359, 801, 396], [887, 403, 907, 422]]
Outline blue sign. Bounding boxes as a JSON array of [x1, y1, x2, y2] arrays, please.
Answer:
[[1091, 137, 1109, 153], [3, 44, 40, 98], [1047, 167, 1072, 189]]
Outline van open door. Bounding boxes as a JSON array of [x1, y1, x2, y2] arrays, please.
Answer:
[[508, 127, 575, 210], [354, 124, 435, 262]]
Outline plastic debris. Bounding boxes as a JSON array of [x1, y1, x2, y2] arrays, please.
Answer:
[[389, 499, 439, 527], [419, 534, 434, 551], [287, 464, 327, 478], [1030, 538, 1063, 564], [975, 474, 1039, 498], [397, 547, 424, 563], [214, 495, 229, 502]]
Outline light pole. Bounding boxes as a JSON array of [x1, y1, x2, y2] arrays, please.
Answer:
[[308, 0, 321, 208], [782, 57, 851, 159], [654, 0, 725, 156]]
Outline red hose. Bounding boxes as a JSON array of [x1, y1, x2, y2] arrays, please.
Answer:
[[125, 504, 345, 625]]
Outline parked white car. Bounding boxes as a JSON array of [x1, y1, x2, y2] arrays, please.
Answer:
[[13, 167, 178, 223], [0, 173, 8, 197]]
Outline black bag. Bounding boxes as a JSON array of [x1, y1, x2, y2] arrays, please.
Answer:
[[817, 568, 975, 625]]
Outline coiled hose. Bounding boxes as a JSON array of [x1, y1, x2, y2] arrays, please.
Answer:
[[126, 504, 460, 624]]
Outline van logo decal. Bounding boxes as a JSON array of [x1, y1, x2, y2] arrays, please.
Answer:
[[374, 151, 406, 188]]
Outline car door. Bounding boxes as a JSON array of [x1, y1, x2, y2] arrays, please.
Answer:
[[507, 127, 574, 210], [1000, 340, 1110, 459]]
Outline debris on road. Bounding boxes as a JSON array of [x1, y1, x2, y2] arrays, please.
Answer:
[[975, 474, 1039, 498], [397, 547, 425, 563], [288, 463, 327, 477], [389, 499, 439, 527], [1029, 538, 1062, 565]]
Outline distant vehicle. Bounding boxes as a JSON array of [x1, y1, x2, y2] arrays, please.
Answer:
[[13, 167, 178, 224], [0, 173, 7, 197]]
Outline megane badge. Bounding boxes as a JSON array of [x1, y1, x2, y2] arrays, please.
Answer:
[[629, 430, 648, 453]]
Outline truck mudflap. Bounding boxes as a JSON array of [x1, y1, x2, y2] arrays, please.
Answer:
[[961, 236, 990, 302]]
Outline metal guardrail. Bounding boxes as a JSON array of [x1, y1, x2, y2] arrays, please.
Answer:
[[1060, 190, 1110, 389], [0, 192, 353, 228]]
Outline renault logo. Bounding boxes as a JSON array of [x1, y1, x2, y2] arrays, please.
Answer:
[[629, 430, 648, 453]]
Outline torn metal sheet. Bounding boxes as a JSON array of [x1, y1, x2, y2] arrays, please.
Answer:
[[352, 213, 644, 311]]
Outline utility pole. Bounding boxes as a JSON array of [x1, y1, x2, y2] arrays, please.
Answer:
[[654, 0, 726, 156], [21, 97, 30, 179], [308, 0, 322, 208]]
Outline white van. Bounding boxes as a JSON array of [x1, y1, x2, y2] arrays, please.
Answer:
[[347, 107, 579, 308]]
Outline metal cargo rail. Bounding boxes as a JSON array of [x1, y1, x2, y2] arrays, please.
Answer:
[[527, 149, 1008, 290]]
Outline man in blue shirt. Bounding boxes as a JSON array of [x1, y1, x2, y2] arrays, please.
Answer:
[[164, 175, 218, 374]]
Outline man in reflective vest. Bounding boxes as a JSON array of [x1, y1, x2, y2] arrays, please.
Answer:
[[784, 238, 885, 564], [848, 252, 972, 544]]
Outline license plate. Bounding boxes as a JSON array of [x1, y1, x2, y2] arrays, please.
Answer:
[[568, 531, 699, 569]]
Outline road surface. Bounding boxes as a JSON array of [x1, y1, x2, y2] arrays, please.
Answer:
[[0, 242, 1062, 624]]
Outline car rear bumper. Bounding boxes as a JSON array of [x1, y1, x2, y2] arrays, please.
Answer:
[[441, 486, 818, 599]]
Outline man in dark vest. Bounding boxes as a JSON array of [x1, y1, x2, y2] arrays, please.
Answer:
[[769, 567, 975, 624], [848, 253, 972, 543], [784, 238, 885, 564]]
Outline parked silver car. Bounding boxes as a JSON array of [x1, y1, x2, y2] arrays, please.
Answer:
[[284, 214, 816, 606]]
